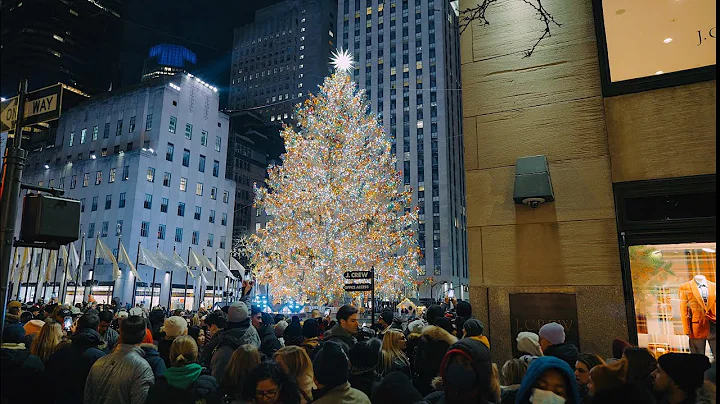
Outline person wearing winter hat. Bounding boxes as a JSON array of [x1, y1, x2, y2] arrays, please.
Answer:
[[275, 320, 289, 347], [5, 300, 22, 325], [0, 323, 45, 403], [300, 318, 320, 359], [207, 300, 260, 383], [158, 316, 189, 367], [515, 356, 581, 404], [284, 315, 305, 347], [23, 318, 45, 342], [462, 318, 490, 349], [652, 353, 711, 404], [517, 331, 543, 364], [372, 371, 424, 404], [539, 322, 579, 370], [348, 338, 382, 398], [434, 316, 455, 336], [377, 309, 395, 339], [425, 304, 445, 326], [312, 341, 371, 403], [424, 337, 493, 404], [257, 312, 282, 358], [610, 338, 632, 362]]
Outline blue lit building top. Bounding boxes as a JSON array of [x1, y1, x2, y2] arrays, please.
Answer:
[[148, 44, 197, 68]]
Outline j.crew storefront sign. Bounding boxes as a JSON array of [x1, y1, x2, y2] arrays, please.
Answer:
[[510, 293, 580, 357]]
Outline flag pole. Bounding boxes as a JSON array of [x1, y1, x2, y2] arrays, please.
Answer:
[[50, 247, 61, 303], [72, 237, 82, 306], [132, 241, 140, 306], [24, 248, 35, 303], [150, 242, 158, 309], [185, 246, 190, 312], [61, 244, 70, 305], [213, 251, 218, 308], [8, 242, 16, 303], [88, 234, 99, 303], [168, 245, 176, 311], [34, 249, 46, 304], [111, 235, 121, 305], [15, 247, 25, 301]]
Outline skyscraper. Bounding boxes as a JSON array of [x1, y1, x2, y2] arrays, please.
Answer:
[[338, 0, 467, 297], [141, 44, 198, 82], [0, 0, 124, 96], [228, 0, 339, 123]]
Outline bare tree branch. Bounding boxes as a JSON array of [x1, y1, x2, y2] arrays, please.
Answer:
[[458, 0, 561, 58]]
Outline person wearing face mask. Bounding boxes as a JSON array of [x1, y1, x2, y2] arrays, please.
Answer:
[[574, 353, 604, 403], [516, 356, 581, 404]]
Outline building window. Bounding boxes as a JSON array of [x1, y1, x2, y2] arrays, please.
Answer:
[[88, 223, 95, 237], [163, 172, 171, 186], [210, 187, 217, 200], [92, 125, 98, 141], [144, 194, 153, 209], [185, 123, 193, 140], [182, 149, 190, 167], [82, 173, 89, 187], [116, 119, 123, 136], [145, 114, 153, 130], [223, 191, 229, 203], [119, 193, 126, 208], [213, 160, 219, 177], [116, 220, 123, 236], [215, 136, 221, 152], [105, 194, 112, 210], [178, 202, 186, 216], [103, 123, 110, 138], [169, 116, 177, 133], [198, 155, 206, 172], [91, 196, 98, 211], [175, 228, 183, 242], [192, 231, 199, 245], [166, 143, 174, 161], [147, 167, 155, 182], [158, 224, 166, 240], [207, 234, 214, 247], [109, 168, 116, 183], [95, 171, 102, 185], [201, 130, 208, 146], [71, 175, 77, 189], [161, 197, 169, 213], [220, 236, 226, 249], [69, 132, 75, 147], [209, 210, 216, 223], [101, 221, 109, 237], [129, 116, 136, 132], [196, 182, 203, 196], [194, 206, 202, 220], [140, 221, 149, 237], [180, 177, 188, 192], [80, 198, 85, 212], [222, 213, 227, 226]]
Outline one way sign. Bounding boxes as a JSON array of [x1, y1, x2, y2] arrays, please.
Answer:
[[1, 84, 63, 132]]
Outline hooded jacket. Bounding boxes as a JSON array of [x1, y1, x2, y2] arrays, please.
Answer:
[[323, 323, 357, 353], [99, 326, 119, 354], [208, 319, 261, 383], [140, 343, 167, 378], [543, 343, 579, 370], [0, 343, 45, 403], [44, 328, 106, 404], [84, 344, 155, 404], [145, 364, 221, 404], [412, 325, 458, 397], [425, 338, 492, 404], [515, 356, 580, 404], [257, 324, 282, 358]]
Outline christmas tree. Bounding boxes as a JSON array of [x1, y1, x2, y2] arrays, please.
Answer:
[[242, 50, 420, 303]]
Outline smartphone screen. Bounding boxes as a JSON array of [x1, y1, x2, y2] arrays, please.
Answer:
[[63, 316, 73, 331], [324, 309, 330, 317], [448, 289, 455, 299]]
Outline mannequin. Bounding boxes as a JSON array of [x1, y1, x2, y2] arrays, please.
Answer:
[[678, 275, 716, 356]]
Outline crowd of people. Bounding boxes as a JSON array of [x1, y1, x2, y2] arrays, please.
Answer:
[[1, 285, 716, 404]]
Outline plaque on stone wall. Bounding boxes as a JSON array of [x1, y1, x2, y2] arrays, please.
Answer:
[[509, 293, 579, 357]]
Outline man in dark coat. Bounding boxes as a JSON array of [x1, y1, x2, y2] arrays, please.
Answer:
[[207, 301, 260, 383], [322, 305, 359, 353], [44, 313, 107, 404], [412, 325, 458, 397], [1, 323, 45, 403], [538, 322, 579, 370], [254, 310, 282, 358]]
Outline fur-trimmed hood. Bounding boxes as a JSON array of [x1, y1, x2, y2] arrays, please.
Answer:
[[421, 325, 458, 346], [696, 381, 716, 404]]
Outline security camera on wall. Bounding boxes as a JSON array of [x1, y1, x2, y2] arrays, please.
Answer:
[[513, 155, 555, 208]]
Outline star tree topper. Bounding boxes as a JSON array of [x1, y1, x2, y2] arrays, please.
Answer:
[[331, 48, 354, 73]]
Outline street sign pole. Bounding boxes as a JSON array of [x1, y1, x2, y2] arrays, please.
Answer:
[[0, 80, 28, 339], [371, 266, 375, 327]]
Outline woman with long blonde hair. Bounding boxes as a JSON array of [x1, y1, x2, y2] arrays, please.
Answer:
[[222, 344, 262, 403], [30, 322, 63, 363], [274, 345, 316, 403], [378, 329, 411, 377]]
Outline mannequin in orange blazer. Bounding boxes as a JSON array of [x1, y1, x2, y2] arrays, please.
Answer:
[[678, 275, 716, 355]]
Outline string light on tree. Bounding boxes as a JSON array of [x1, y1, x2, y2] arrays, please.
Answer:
[[238, 49, 420, 303]]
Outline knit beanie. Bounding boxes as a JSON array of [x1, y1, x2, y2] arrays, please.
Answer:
[[23, 319, 45, 336], [456, 300, 472, 318], [426, 305, 445, 325], [658, 353, 711, 393], [516, 332, 543, 357], [129, 307, 143, 317], [407, 319, 427, 334], [380, 310, 394, 326], [538, 322, 565, 345], [141, 328, 154, 344], [302, 318, 319, 338], [227, 301, 249, 323], [435, 317, 454, 335], [589, 358, 628, 395], [612, 338, 632, 359], [275, 320, 288, 334], [313, 341, 349, 388], [463, 319, 484, 337], [3, 323, 26, 343], [163, 316, 188, 338], [348, 339, 379, 374]]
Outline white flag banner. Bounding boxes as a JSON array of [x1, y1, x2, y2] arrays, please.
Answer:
[[189, 249, 203, 269], [217, 257, 237, 280], [9, 247, 20, 284], [199, 267, 210, 285], [97, 239, 121, 281], [37, 250, 50, 282], [45, 249, 58, 282], [138, 244, 161, 268], [118, 243, 141, 281], [229, 256, 245, 272], [78, 238, 86, 281], [174, 251, 195, 278], [155, 249, 182, 272], [201, 254, 216, 272], [61, 245, 73, 281]]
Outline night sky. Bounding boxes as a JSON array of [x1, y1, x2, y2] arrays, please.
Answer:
[[119, 0, 281, 108]]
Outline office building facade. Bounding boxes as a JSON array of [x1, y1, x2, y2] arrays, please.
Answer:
[[338, 0, 467, 297], [19, 74, 236, 309], [228, 0, 339, 123]]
